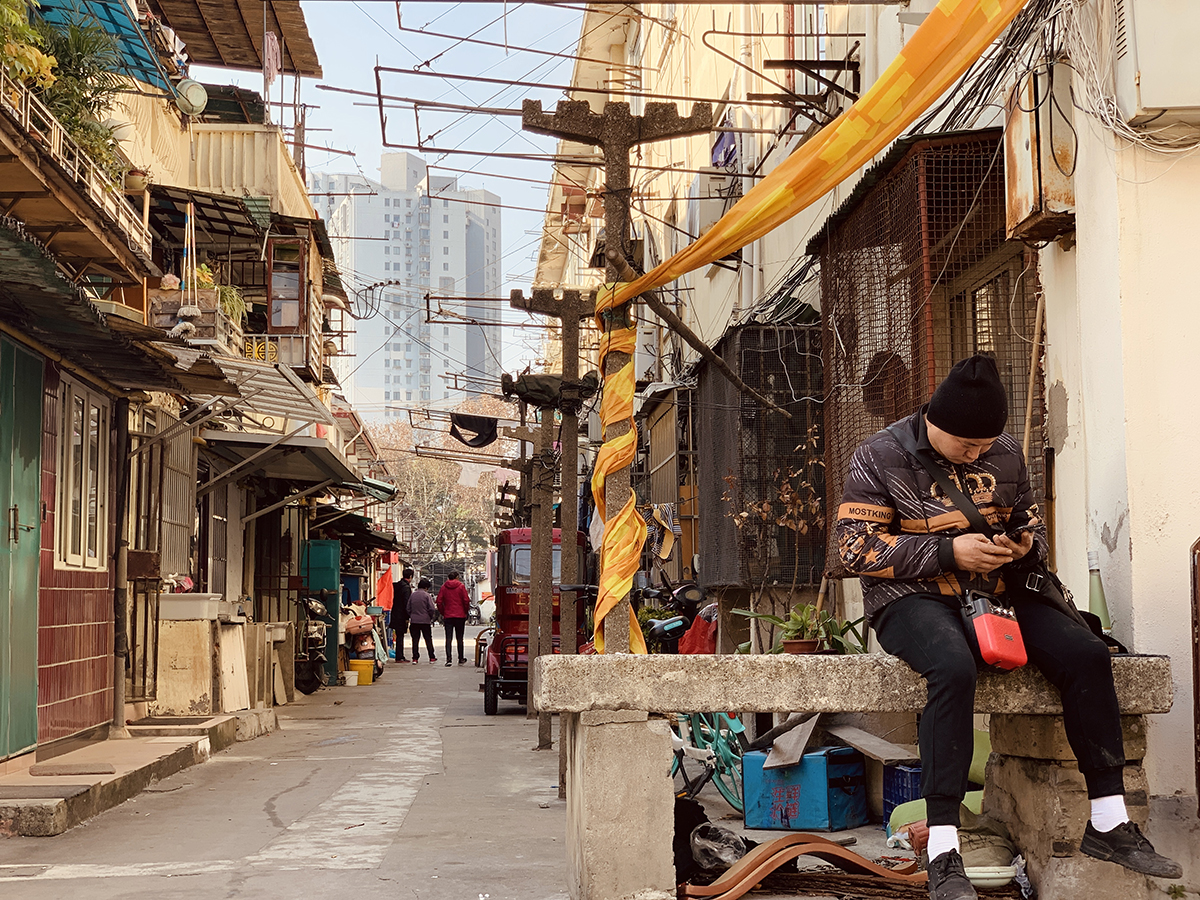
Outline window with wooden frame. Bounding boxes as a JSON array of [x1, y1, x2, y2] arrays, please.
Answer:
[[267, 239, 306, 333], [57, 376, 110, 569]]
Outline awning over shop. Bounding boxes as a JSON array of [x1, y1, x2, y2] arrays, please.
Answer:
[[155, 345, 335, 425], [312, 508, 401, 553], [0, 215, 197, 393], [201, 430, 357, 484], [346, 476, 398, 503], [145, 0, 322, 78]]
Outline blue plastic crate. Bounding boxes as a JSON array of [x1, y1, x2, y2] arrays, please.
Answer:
[[882, 763, 922, 826]]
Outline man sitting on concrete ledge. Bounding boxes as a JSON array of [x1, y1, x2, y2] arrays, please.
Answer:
[[837, 355, 1182, 900]]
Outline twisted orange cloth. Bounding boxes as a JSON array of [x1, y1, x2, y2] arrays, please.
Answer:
[[591, 284, 647, 654]]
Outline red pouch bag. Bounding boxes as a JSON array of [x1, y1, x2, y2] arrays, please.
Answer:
[[965, 590, 1027, 670]]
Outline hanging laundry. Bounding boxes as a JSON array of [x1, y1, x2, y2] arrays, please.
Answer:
[[644, 503, 682, 560], [449, 413, 499, 448], [263, 32, 282, 91]]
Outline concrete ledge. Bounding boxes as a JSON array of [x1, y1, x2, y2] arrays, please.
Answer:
[[0, 739, 209, 836], [531, 653, 1172, 715], [127, 714, 237, 753]]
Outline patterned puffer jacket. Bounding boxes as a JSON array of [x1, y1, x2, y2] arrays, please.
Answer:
[[836, 408, 1047, 623]]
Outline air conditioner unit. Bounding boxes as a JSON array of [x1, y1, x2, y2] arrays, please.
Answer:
[[687, 167, 737, 237], [1113, 0, 1200, 125]]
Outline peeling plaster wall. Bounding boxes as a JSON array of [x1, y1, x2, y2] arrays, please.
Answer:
[[1053, 120, 1200, 798], [1113, 139, 1200, 797]]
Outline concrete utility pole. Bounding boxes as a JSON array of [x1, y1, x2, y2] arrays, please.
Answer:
[[510, 287, 595, 767], [523, 99, 712, 652]]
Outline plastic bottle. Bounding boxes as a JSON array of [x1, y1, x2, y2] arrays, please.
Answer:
[[1088, 550, 1113, 637]]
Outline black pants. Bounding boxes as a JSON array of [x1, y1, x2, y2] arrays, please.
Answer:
[[444, 617, 466, 662], [391, 615, 409, 658], [873, 592, 1126, 827], [409, 623, 435, 661]]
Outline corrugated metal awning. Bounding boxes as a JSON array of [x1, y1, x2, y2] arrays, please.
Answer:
[[200, 430, 356, 484], [155, 344, 334, 425], [145, 0, 321, 78], [0, 216, 185, 392]]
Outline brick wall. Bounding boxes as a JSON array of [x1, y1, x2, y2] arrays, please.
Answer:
[[36, 363, 114, 743]]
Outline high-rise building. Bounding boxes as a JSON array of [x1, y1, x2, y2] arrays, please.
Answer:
[[308, 153, 503, 416]]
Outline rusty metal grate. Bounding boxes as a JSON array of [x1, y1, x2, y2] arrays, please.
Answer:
[[812, 130, 1047, 575], [697, 325, 825, 589]]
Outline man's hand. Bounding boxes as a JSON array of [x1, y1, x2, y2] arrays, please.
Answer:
[[953, 533, 1014, 574], [994, 530, 1035, 562]]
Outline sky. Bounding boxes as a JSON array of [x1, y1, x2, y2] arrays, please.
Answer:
[[195, 0, 589, 378]]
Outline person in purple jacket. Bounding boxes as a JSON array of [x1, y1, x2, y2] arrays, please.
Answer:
[[407, 578, 438, 664], [436, 571, 471, 666]]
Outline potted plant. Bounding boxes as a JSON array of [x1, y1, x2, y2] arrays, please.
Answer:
[[734, 603, 821, 653], [734, 603, 867, 654]]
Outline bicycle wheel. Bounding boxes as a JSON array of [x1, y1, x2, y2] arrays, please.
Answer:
[[687, 712, 745, 813]]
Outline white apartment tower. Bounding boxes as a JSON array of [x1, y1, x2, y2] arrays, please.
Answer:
[[309, 153, 503, 415]]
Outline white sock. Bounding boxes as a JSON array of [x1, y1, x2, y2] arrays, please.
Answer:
[[1090, 795, 1130, 833], [927, 825, 961, 861]]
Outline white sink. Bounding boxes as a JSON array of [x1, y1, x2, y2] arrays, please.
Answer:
[[158, 593, 222, 620]]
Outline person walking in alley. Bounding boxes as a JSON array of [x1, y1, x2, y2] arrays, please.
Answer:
[[836, 355, 1181, 900], [393, 567, 414, 661], [436, 571, 471, 666], [407, 578, 438, 664]]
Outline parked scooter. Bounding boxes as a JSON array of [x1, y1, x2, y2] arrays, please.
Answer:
[[292, 590, 331, 694], [467, 596, 483, 626]]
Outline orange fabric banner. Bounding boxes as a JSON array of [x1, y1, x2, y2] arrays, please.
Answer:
[[591, 284, 647, 653], [606, 0, 1029, 307]]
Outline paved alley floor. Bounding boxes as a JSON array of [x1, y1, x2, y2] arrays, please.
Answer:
[[0, 627, 568, 900]]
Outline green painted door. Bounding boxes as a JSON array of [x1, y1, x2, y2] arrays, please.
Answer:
[[0, 338, 43, 760]]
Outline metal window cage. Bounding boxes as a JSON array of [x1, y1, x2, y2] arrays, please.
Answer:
[[697, 324, 825, 589], [812, 130, 1047, 576]]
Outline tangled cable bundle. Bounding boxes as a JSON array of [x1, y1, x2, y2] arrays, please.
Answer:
[[589, 283, 647, 655]]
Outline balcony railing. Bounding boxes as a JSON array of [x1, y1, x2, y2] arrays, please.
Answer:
[[0, 70, 152, 260], [243, 333, 309, 368]]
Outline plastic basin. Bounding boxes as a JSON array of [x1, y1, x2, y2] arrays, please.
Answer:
[[159, 593, 222, 620]]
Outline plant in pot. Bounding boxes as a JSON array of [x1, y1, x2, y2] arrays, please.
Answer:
[[734, 603, 867, 654], [734, 603, 821, 653]]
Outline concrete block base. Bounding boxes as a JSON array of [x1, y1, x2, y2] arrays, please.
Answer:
[[234, 708, 278, 742], [984, 736, 1163, 899], [564, 711, 675, 900], [990, 713, 1147, 762], [1029, 854, 1160, 900]]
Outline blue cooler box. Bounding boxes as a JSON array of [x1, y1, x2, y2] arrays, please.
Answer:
[[743, 746, 870, 831]]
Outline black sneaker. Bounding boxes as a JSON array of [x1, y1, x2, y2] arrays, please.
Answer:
[[444, 661, 452, 667], [1080, 821, 1183, 878], [458, 658, 467, 665], [927, 849, 977, 900]]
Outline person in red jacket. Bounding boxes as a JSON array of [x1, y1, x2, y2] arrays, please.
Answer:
[[436, 571, 471, 666]]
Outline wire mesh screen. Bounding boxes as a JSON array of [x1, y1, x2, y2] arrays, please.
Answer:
[[815, 130, 1046, 575], [697, 325, 825, 589]]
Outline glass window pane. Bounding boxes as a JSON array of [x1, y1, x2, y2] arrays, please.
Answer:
[[270, 298, 301, 328], [70, 394, 84, 557], [87, 402, 100, 558]]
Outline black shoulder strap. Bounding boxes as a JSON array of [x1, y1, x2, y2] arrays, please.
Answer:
[[885, 424, 994, 536]]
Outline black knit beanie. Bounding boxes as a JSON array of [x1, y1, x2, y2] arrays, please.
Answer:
[[927, 355, 1008, 438]]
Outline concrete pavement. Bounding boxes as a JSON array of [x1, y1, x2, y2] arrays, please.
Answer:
[[0, 626, 570, 899]]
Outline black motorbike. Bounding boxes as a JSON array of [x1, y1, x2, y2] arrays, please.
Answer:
[[293, 590, 331, 695]]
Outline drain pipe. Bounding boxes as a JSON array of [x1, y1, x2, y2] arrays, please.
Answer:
[[110, 397, 132, 739]]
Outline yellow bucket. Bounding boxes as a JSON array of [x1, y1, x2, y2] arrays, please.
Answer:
[[347, 658, 374, 685]]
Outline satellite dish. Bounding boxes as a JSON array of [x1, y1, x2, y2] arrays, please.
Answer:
[[174, 79, 208, 116]]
